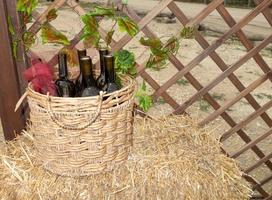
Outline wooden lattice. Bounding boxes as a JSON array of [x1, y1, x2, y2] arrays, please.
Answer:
[[25, 0, 272, 198]]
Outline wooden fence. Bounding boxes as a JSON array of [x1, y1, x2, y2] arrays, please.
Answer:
[[0, 0, 271, 198]]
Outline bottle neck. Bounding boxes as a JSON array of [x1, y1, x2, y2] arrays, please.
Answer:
[[58, 54, 68, 78], [106, 64, 115, 83], [81, 58, 96, 87], [78, 49, 87, 72], [99, 49, 108, 74], [104, 55, 115, 83]]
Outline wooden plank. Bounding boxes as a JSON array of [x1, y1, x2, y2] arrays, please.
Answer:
[[245, 152, 272, 173], [0, 0, 25, 140], [231, 127, 272, 158], [5, 0, 28, 93], [173, 34, 272, 114], [221, 100, 272, 142], [199, 73, 269, 125], [153, 0, 272, 98]]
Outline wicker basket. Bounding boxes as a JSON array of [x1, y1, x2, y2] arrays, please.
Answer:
[[26, 76, 136, 176]]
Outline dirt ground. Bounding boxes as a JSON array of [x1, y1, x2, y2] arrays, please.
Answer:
[[1, 0, 272, 195]]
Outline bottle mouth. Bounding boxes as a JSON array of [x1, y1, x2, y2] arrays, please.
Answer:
[[80, 56, 91, 61], [103, 54, 114, 58]]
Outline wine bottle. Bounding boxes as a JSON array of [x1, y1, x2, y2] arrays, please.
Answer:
[[75, 49, 87, 96], [80, 56, 99, 97], [96, 48, 109, 91], [55, 53, 75, 97], [104, 55, 119, 94]]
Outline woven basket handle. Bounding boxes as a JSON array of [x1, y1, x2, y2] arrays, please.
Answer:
[[46, 91, 104, 130]]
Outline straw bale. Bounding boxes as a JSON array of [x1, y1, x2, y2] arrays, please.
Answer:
[[0, 115, 251, 200]]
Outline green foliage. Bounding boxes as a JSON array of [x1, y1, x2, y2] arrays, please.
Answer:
[[81, 6, 138, 47], [41, 23, 70, 46], [17, 0, 38, 24], [88, 6, 115, 17], [180, 26, 196, 39], [8, 16, 15, 36], [114, 50, 136, 77], [140, 36, 179, 70], [117, 16, 139, 36], [81, 14, 100, 47], [106, 30, 115, 46], [7, 16, 18, 58], [16, 0, 38, 16], [136, 81, 153, 112], [22, 31, 35, 49], [46, 9, 58, 22]]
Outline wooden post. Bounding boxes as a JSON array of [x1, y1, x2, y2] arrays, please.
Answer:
[[5, 0, 29, 92], [0, 0, 26, 140]]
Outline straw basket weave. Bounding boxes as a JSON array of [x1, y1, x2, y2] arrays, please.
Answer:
[[26, 75, 136, 177]]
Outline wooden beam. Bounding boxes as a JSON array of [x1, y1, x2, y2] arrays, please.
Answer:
[[0, 0, 25, 140]]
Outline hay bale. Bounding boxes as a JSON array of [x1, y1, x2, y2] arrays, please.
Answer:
[[0, 115, 251, 200]]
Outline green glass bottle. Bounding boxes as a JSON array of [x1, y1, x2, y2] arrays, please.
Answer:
[[55, 53, 75, 97], [80, 56, 99, 97], [96, 48, 109, 91], [104, 55, 119, 94], [75, 49, 87, 96]]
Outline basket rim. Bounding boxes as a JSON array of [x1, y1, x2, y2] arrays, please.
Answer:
[[27, 75, 136, 100]]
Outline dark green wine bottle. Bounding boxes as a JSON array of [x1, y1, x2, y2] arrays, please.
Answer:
[[80, 56, 99, 97], [104, 55, 119, 94], [55, 53, 75, 97], [96, 48, 109, 91], [75, 49, 87, 96]]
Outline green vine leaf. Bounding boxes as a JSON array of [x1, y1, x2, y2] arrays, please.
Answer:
[[106, 30, 115, 46], [41, 23, 70, 46], [81, 14, 100, 47], [180, 26, 196, 39], [12, 40, 18, 59], [16, 0, 38, 16], [7, 16, 15, 36], [23, 31, 35, 49], [136, 81, 153, 112], [7, 16, 18, 58], [164, 36, 180, 54], [146, 55, 167, 70], [141, 36, 180, 70], [114, 50, 136, 77], [139, 37, 162, 49], [46, 9, 58, 22], [117, 16, 139, 36], [88, 6, 115, 18]]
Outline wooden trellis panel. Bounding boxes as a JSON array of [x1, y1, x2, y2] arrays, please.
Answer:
[[16, 0, 272, 198]]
